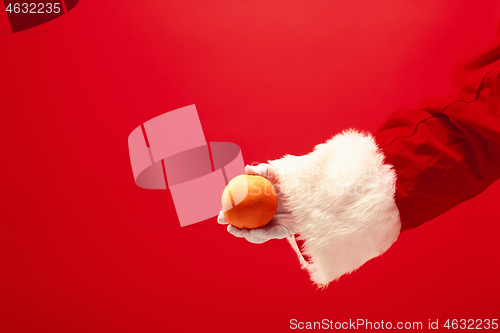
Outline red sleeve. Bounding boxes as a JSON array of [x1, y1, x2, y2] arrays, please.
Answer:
[[374, 22, 500, 232]]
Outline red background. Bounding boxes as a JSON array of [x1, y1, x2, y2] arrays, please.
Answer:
[[1, 1, 500, 332]]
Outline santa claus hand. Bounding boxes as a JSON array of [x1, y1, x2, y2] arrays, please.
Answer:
[[218, 210, 295, 244], [217, 163, 297, 244]]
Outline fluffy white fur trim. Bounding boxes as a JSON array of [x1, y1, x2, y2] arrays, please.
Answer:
[[268, 130, 400, 287]]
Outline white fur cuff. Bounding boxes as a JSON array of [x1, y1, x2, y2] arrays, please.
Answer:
[[268, 130, 401, 287]]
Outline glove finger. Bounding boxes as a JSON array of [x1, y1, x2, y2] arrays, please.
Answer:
[[244, 236, 269, 244], [252, 220, 294, 239], [241, 228, 270, 244], [241, 227, 269, 240], [227, 224, 244, 238], [267, 224, 293, 239], [217, 210, 229, 225], [245, 164, 278, 184], [261, 223, 292, 239], [245, 163, 267, 176]]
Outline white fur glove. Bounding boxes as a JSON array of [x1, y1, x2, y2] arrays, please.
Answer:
[[217, 163, 297, 244]]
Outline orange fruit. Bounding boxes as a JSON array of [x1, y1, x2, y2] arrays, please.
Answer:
[[221, 175, 278, 229]]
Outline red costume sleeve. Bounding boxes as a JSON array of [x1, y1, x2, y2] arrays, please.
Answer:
[[375, 22, 500, 231], [270, 22, 500, 286]]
